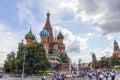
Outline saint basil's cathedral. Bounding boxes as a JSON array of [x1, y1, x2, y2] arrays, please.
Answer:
[[24, 12, 71, 73]]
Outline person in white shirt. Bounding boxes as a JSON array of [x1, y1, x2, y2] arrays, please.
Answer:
[[98, 72, 104, 80]]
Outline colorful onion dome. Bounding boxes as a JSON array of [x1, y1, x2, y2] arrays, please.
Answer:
[[25, 29, 35, 40], [52, 38, 59, 44], [57, 31, 64, 39], [39, 29, 49, 36]]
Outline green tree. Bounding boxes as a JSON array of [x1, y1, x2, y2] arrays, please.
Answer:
[[100, 56, 109, 68], [109, 55, 120, 67], [15, 42, 50, 74], [94, 55, 120, 69], [4, 51, 16, 73]]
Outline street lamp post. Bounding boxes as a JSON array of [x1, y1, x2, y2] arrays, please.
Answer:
[[78, 58, 81, 70], [22, 49, 27, 80], [79, 58, 81, 65], [103, 63, 105, 68]]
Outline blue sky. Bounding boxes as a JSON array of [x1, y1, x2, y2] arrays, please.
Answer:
[[0, 0, 120, 66]]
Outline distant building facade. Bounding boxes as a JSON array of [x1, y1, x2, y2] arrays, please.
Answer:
[[24, 12, 71, 73], [78, 63, 89, 70], [113, 40, 120, 58], [80, 63, 89, 68]]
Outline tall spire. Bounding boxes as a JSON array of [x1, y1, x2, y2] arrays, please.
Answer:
[[45, 11, 51, 28], [44, 11, 53, 37], [114, 40, 119, 51]]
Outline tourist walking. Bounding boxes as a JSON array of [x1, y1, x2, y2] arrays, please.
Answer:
[[98, 72, 104, 80], [42, 74, 46, 80], [110, 71, 115, 80]]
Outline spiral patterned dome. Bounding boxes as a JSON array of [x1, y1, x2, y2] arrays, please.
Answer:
[[39, 29, 49, 36], [25, 29, 35, 40], [57, 31, 64, 39]]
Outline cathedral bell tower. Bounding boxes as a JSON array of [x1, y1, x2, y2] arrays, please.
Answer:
[[52, 38, 59, 54], [40, 28, 49, 58], [113, 40, 120, 58], [44, 11, 53, 43], [113, 40, 119, 52], [57, 30, 65, 53]]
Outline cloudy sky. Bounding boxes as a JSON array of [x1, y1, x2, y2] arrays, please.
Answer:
[[0, 0, 120, 66]]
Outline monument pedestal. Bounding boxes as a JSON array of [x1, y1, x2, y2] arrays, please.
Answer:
[[58, 63, 71, 74]]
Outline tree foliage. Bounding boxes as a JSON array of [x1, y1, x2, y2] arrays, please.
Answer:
[[4, 42, 51, 74], [4, 51, 16, 73], [94, 55, 120, 69]]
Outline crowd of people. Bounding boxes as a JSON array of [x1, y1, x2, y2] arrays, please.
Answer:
[[74, 68, 119, 80], [42, 68, 119, 80], [42, 73, 66, 80]]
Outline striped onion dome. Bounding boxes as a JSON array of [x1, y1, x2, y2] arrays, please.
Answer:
[[25, 29, 35, 40], [39, 29, 49, 37]]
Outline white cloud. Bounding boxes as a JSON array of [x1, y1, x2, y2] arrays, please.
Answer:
[[59, 0, 120, 35], [53, 26, 89, 63], [59, 0, 107, 21], [66, 47, 113, 63], [94, 48, 113, 60], [54, 26, 88, 51], [69, 47, 113, 63], [0, 23, 18, 65], [17, 0, 37, 25], [86, 32, 94, 36], [70, 54, 92, 64], [106, 34, 113, 40], [17, 0, 120, 35]]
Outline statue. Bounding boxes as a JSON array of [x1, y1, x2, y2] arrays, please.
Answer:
[[91, 52, 97, 69], [91, 52, 97, 62], [60, 52, 69, 63]]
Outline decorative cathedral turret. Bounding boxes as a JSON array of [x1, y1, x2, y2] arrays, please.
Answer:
[[53, 38, 59, 48], [52, 38, 59, 54], [57, 30, 65, 53], [40, 29, 49, 43], [40, 28, 49, 58], [25, 28, 35, 45], [57, 30, 64, 42], [113, 40, 119, 52], [44, 11, 53, 43]]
